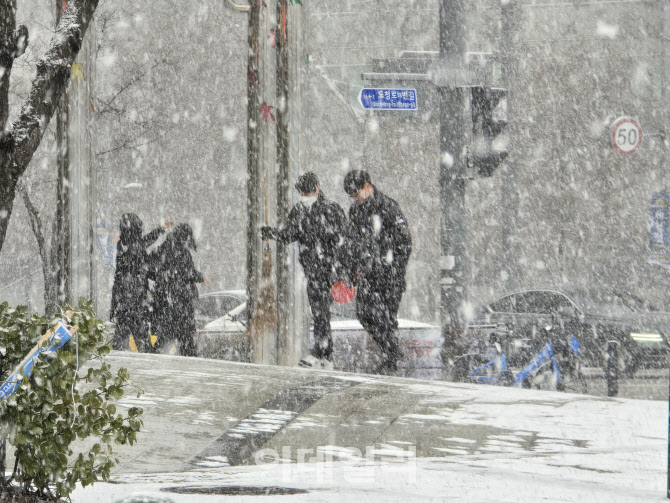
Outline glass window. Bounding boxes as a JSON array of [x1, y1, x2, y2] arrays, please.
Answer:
[[487, 294, 518, 313]]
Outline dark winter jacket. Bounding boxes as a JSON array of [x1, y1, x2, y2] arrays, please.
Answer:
[[347, 185, 412, 292], [275, 192, 348, 284], [110, 214, 164, 323], [150, 224, 204, 341]]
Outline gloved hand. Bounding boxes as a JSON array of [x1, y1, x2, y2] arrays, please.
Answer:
[[260, 226, 277, 240]]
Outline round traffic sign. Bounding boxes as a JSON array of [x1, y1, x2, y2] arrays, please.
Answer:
[[611, 116, 642, 155]]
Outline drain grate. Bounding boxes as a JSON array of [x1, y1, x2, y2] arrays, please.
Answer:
[[162, 485, 309, 496], [114, 496, 175, 503]]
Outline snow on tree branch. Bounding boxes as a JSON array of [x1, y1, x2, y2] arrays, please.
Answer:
[[0, 0, 99, 254], [11, 0, 98, 168]]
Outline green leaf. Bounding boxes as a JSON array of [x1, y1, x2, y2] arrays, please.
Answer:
[[0, 303, 142, 499], [60, 351, 75, 364]]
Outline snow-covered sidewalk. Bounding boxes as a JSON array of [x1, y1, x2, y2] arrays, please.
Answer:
[[73, 353, 668, 502]]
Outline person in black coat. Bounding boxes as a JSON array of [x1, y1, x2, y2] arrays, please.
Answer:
[[343, 170, 412, 374], [110, 213, 171, 352], [150, 223, 210, 357], [261, 172, 349, 369]]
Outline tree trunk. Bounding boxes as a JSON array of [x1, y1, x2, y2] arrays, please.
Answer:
[[0, 0, 99, 255], [0, 1, 16, 133]]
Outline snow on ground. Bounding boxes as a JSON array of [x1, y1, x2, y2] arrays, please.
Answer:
[[73, 381, 668, 503]]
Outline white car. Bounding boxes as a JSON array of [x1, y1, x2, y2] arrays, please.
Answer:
[[196, 300, 444, 379], [194, 290, 247, 330]]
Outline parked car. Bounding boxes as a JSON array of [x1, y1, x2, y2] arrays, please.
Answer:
[[464, 288, 670, 375], [195, 298, 444, 379], [194, 290, 247, 329]]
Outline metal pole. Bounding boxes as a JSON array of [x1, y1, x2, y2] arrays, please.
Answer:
[[246, 0, 261, 351], [88, 19, 97, 309], [500, 0, 518, 292], [439, 0, 468, 365], [663, 4, 670, 495], [276, 0, 290, 365], [606, 340, 619, 397], [69, 13, 96, 306]]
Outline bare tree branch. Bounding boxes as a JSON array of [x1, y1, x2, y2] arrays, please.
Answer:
[[17, 178, 59, 315], [0, 0, 20, 133], [97, 57, 169, 115], [96, 127, 172, 156], [16, 180, 48, 287]]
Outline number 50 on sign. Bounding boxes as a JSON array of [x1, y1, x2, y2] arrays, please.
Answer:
[[611, 116, 642, 155]]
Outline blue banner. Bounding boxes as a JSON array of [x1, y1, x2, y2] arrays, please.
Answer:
[[96, 220, 117, 272], [359, 88, 418, 110], [650, 191, 670, 265], [0, 322, 74, 400]]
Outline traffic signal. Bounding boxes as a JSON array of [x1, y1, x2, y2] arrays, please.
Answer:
[[469, 86, 508, 177]]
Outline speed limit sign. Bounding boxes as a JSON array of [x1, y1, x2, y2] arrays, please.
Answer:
[[611, 116, 642, 155]]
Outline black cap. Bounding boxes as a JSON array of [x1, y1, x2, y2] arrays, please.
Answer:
[[343, 170, 371, 196], [295, 172, 319, 193]]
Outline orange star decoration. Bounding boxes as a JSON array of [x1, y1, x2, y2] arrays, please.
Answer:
[[259, 102, 275, 122], [71, 62, 85, 80]]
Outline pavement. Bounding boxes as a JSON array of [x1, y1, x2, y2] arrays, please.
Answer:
[[70, 352, 669, 502]]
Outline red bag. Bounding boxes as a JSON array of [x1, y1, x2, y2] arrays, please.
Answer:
[[331, 280, 356, 304]]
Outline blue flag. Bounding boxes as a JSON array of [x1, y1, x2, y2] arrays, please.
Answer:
[[0, 322, 75, 400]]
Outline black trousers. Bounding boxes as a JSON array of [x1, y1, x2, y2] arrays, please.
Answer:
[[306, 277, 334, 361], [356, 277, 404, 365], [114, 310, 151, 352], [152, 292, 198, 357]]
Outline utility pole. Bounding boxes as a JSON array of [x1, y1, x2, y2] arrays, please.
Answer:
[[245, 0, 306, 366], [246, 0, 260, 331], [500, 0, 518, 292], [275, 0, 290, 365], [275, 0, 310, 366], [438, 0, 468, 364], [275, 0, 307, 366], [246, 0, 272, 364], [69, 10, 96, 306]]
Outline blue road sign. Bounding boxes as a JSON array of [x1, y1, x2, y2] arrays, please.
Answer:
[[359, 88, 418, 110], [0, 321, 74, 400]]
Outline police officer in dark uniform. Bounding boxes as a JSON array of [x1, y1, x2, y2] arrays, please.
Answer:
[[261, 172, 348, 369], [343, 170, 412, 374]]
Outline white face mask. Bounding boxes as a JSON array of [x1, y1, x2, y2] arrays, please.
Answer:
[[300, 195, 318, 208]]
